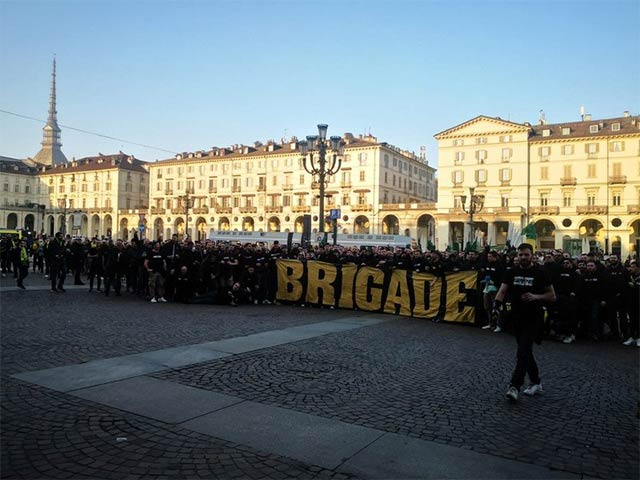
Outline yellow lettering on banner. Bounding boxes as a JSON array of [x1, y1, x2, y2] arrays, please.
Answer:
[[412, 273, 440, 319], [276, 259, 304, 302], [306, 261, 337, 306], [443, 271, 477, 323], [355, 267, 384, 311], [339, 263, 357, 309], [384, 269, 412, 316]]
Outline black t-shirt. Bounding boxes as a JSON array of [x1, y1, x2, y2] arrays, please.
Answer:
[[502, 264, 551, 313]]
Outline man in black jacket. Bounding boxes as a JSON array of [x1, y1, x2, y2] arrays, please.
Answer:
[[47, 232, 67, 292]]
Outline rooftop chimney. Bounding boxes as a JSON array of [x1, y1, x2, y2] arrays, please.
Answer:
[[623, 110, 630, 118]]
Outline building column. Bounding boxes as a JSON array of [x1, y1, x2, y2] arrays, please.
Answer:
[[435, 221, 449, 251]]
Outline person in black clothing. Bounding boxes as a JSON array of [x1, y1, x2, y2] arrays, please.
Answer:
[[480, 251, 504, 332], [551, 258, 580, 344], [579, 260, 607, 341], [103, 240, 127, 296], [87, 241, 103, 292], [493, 243, 556, 402], [47, 232, 67, 292], [174, 265, 194, 303], [623, 260, 640, 346], [70, 238, 86, 285], [604, 255, 628, 339]]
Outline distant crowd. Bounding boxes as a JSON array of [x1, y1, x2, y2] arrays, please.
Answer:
[[2, 232, 639, 347]]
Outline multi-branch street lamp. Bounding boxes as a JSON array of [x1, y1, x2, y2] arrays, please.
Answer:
[[299, 124, 344, 238], [58, 197, 68, 235], [460, 187, 484, 250], [180, 191, 193, 240]]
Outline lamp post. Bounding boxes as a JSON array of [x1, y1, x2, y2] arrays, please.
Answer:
[[299, 124, 344, 238], [460, 187, 484, 251], [180, 190, 193, 240], [58, 197, 68, 236]]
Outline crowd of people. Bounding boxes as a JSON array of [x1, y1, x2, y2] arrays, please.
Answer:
[[1, 232, 639, 348]]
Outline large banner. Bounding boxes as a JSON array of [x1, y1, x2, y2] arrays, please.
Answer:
[[276, 260, 478, 323]]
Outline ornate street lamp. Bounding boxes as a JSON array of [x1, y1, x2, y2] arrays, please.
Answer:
[[179, 190, 193, 240], [299, 124, 344, 237], [460, 187, 484, 251], [58, 197, 68, 235]]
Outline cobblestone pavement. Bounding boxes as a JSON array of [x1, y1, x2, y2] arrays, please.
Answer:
[[2, 273, 639, 479]]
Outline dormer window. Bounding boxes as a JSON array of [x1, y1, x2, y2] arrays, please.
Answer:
[[611, 122, 620, 132], [476, 137, 487, 144], [542, 129, 551, 137], [562, 127, 571, 135], [589, 125, 599, 133]]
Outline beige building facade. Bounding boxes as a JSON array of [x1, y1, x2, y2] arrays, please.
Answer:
[[147, 134, 436, 241], [433, 112, 640, 259]]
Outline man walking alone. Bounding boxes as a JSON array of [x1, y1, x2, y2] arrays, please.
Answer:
[[493, 243, 556, 402]]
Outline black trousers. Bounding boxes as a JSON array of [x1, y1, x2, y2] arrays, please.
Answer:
[[510, 311, 542, 390]]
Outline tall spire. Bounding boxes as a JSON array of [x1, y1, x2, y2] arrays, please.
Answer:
[[33, 56, 68, 166]]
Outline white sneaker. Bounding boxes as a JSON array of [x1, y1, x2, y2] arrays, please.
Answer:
[[563, 335, 574, 344], [623, 337, 636, 346], [523, 383, 543, 396], [158, 297, 167, 303], [150, 297, 157, 303], [506, 386, 518, 402], [493, 326, 502, 333], [253, 299, 259, 305], [482, 325, 492, 330]]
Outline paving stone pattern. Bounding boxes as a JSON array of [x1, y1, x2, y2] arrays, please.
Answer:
[[156, 320, 640, 480]]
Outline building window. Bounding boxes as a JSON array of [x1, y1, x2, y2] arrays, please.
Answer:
[[2, 183, 8, 192], [476, 150, 487, 164], [610, 141, 624, 152], [562, 127, 571, 135], [589, 125, 599, 133], [563, 194, 572, 207], [359, 153, 367, 166], [454, 196, 462, 209], [454, 151, 464, 164], [14, 184, 20, 193], [540, 146, 550, 158], [586, 143, 598, 155], [59, 185, 65, 193], [540, 166, 548, 180], [384, 154, 389, 167], [476, 137, 487, 144], [499, 168, 511, 182], [611, 122, 620, 132], [587, 193, 596, 206], [612, 192, 621, 206], [453, 139, 464, 146], [283, 195, 291, 207], [563, 165, 572, 178], [452, 170, 464, 185], [542, 129, 551, 137], [587, 164, 596, 178], [25, 185, 30, 194], [501, 194, 509, 207], [500, 135, 512, 143], [342, 194, 350, 205], [359, 171, 365, 181], [357, 193, 367, 205], [539, 193, 549, 207], [501, 148, 512, 161], [561, 145, 574, 155], [384, 172, 388, 183], [475, 169, 487, 184]]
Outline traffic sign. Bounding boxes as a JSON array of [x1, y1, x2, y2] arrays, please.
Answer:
[[329, 209, 341, 220]]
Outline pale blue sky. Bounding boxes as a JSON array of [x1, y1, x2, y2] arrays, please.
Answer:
[[1, 0, 638, 167]]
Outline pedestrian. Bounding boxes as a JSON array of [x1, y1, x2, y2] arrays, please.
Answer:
[[493, 243, 556, 402], [47, 232, 67, 292], [16, 240, 29, 289], [623, 260, 640, 347], [145, 242, 167, 303]]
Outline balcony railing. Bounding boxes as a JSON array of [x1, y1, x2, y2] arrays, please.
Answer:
[[576, 205, 608, 215], [170, 208, 185, 215], [283, 184, 293, 190], [609, 175, 627, 184], [351, 203, 373, 212], [239, 206, 257, 214], [627, 204, 640, 214], [150, 207, 165, 215], [208, 187, 217, 194], [530, 206, 560, 215], [232, 185, 241, 193], [257, 185, 266, 192], [341, 182, 352, 188], [192, 207, 209, 214], [560, 177, 577, 186], [216, 206, 233, 214], [291, 205, 311, 213], [265, 206, 282, 213], [164, 189, 173, 195]]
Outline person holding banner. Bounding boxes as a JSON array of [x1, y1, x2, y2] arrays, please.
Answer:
[[493, 243, 556, 402]]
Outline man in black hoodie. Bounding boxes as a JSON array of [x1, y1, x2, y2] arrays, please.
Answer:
[[579, 260, 607, 341], [604, 255, 628, 339]]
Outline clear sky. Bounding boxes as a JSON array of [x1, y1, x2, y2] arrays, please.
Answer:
[[1, 0, 638, 168]]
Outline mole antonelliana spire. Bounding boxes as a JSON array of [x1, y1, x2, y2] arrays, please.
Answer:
[[32, 56, 68, 166]]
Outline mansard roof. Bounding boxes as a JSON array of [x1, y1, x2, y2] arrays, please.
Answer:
[[529, 115, 640, 142], [39, 153, 148, 175]]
